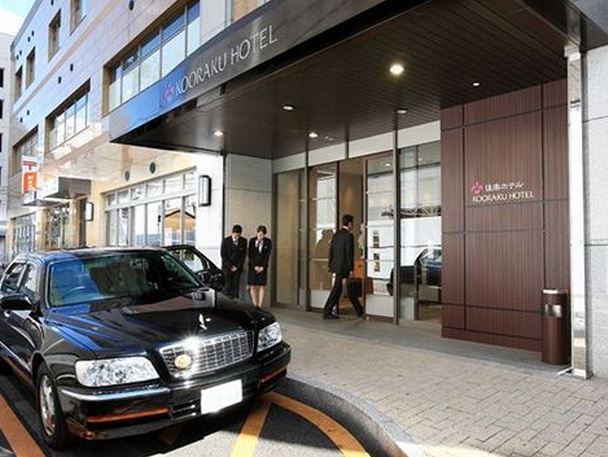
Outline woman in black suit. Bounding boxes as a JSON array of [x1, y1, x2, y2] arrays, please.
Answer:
[[248, 225, 272, 308]]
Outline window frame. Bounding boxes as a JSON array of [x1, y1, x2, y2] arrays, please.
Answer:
[[70, 0, 87, 32], [25, 48, 36, 88], [48, 11, 62, 61]]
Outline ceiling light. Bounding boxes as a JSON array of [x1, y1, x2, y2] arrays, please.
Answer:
[[389, 63, 405, 76], [282, 105, 295, 111], [213, 130, 224, 137], [308, 132, 319, 139], [323, 136, 334, 142], [396, 108, 408, 115], [384, 162, 392, 167], [472, 81, 481, 87]]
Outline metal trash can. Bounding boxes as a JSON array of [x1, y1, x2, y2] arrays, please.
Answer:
[[541, 289, 570, 365]]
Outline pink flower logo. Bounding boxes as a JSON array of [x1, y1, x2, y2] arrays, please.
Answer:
[[162, 83, 175, 104], [470, 181, 484, 195]]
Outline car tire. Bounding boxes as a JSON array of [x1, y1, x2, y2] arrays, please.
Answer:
[[36, 364, 70, 449]]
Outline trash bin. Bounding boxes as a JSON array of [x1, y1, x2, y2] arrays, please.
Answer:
[[541, 289, 570, 365]]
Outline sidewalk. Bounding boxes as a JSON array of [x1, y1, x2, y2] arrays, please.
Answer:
[[274, 309, 608, 457]]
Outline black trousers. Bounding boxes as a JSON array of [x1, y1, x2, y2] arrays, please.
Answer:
[[224, 270, 242, 299], [323, 274, 364, 317]]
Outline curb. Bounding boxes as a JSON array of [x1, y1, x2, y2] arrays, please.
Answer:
[[277, 374, 428, 457]]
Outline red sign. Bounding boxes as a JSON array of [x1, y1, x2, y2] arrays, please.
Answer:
[[21, 156, 39, 194]]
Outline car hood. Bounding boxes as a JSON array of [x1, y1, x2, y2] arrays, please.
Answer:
[[45, 293, 273, 354]]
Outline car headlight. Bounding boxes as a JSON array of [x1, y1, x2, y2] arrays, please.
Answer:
[[75, 357, 159, 388], [257, 322, 282, 352]]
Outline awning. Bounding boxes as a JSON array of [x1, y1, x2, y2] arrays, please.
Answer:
[[39, 177, 91, 200]]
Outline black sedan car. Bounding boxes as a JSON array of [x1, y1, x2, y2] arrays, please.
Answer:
[[0, 248, 290, 448]]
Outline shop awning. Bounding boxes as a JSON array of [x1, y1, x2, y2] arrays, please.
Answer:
[[39, 177, 92, 200]]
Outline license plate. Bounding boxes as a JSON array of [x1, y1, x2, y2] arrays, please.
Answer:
[[200, 379, 243, 414]]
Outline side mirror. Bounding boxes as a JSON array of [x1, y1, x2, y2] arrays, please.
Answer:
[[0, 294, 33, 311], [192, 287, 216, 309]]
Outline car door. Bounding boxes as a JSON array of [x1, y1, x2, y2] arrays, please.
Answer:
[[0, 261, 28, 372], [10, 262, 44, 369]]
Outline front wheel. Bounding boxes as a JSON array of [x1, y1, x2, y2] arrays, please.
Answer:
[[36, 365, 70, 449]]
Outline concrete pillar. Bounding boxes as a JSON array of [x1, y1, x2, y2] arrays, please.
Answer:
[[224, 154, 272, 306], [584, 44, 608, 377]]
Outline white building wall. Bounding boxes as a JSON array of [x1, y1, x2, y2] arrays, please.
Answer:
[[0, 32, 12, 261], [584, 44, 608, 377]]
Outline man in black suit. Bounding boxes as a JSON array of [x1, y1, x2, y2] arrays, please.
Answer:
[[220, 224, 248, 299], [323, 214, 364, 319]]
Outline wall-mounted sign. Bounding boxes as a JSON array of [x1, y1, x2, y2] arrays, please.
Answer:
[[470, 180, 535, 204], [199, 175, 212, 206], [21, 155, 39, 194]]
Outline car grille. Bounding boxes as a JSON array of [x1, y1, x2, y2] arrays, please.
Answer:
[[159, 330, 254, 378]]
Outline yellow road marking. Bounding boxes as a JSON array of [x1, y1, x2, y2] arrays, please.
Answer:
[[0, 392, 45, 457], [229, 396, 272, 457], [267, 392, 370, 457]]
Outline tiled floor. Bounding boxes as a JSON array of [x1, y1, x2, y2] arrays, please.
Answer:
[[274, 308, 608, 457]]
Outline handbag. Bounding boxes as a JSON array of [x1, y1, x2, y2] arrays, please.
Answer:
[[346, 277, 363, 298]]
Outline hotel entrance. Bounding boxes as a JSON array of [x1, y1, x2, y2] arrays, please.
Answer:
[[274, 141, 441, 323]]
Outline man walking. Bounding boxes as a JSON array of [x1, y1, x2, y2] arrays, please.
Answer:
[[221, 224, 247, 299], [323, 214, 364, 319]]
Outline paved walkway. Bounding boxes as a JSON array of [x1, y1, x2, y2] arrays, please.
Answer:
[[275, 309, 608, 457]]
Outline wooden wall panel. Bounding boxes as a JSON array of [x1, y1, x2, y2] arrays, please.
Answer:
[[465, 231, 543, 311], [466, 202, 543, 232], [464, 85, 541, 125], [543, 79, 567, 109], [466, 308, 541, 340], [442, 233, 464, 305], [441, 81, 568, 353], [464, 112, 543, 203], [441, 128, 464, 233], [545, 199, 570, 290], [544, 105, 569, 200]]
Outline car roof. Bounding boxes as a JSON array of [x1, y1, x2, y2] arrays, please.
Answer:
[[14, 247, 167, 264]]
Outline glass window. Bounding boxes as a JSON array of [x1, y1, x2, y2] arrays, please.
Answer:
[[1, 263, 25, 293], [184, 171, 196, 190], [308, 164, 336, 299], [108, 79, 121, 111], [21, 263, 38, 297], [65, 104, 76, 139], [147, 202, 162, 246], [147, 181, 162, 197], [71, 0, 87, 31], [55, 111, 66, 145], [48, 252, 199, 308], [117, 190, 130, 204], [141, 32, 161, 58], [163, 12, 185, 41], [107, 210, 117, 245], [161, 30, 186, 77], [399, 141, 442, 322], [140, 50, 160, 91], [75, 94, 87, 133], [26, 48, 36, 87], [164, 198, 182, 246], [122, 49, 138, 72], [164, 174, 183, 194], [14, 67, 23, 100], [121, 66, 139, 102], [131, 185, 145, 201], [117, 207, 129, 246], [183, 195, 196, 245], [106, 193, 117, 207], [133, 205, 146, 246], [187, 2, 201, 55], [48, 12, 61, 59]]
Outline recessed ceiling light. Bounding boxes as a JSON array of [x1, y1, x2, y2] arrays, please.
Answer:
[[323, 136, 334, 142], [396, 108, 408, 115], [308, 132, 319, 139], [282, 105, 295, 111], [389, 63, 405, 76], [472, 81, 481, 87], [213, 130, 224, 137]]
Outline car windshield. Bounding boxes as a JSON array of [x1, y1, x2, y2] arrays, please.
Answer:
[[48, 251, 201, 308]]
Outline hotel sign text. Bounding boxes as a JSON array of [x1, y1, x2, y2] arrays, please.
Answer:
[[470, 180, 535, 204]]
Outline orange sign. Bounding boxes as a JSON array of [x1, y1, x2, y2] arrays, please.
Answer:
[[21, 156, 39, 194], [22, 171, 38, 193]]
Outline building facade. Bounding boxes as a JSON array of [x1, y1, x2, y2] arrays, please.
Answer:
[[7, 0, 608, 377], [0, 32, 11, 260]]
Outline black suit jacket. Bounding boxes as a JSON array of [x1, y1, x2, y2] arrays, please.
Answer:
[[248, 237, 272, 269], [328, 229, 354, 275], [220, 236, 247, 273]]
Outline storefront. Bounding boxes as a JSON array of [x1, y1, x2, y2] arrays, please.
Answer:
[[103, 0, 608, 375]]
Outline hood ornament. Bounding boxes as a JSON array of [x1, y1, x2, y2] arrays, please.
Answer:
[[198, 313, 208, 331]]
